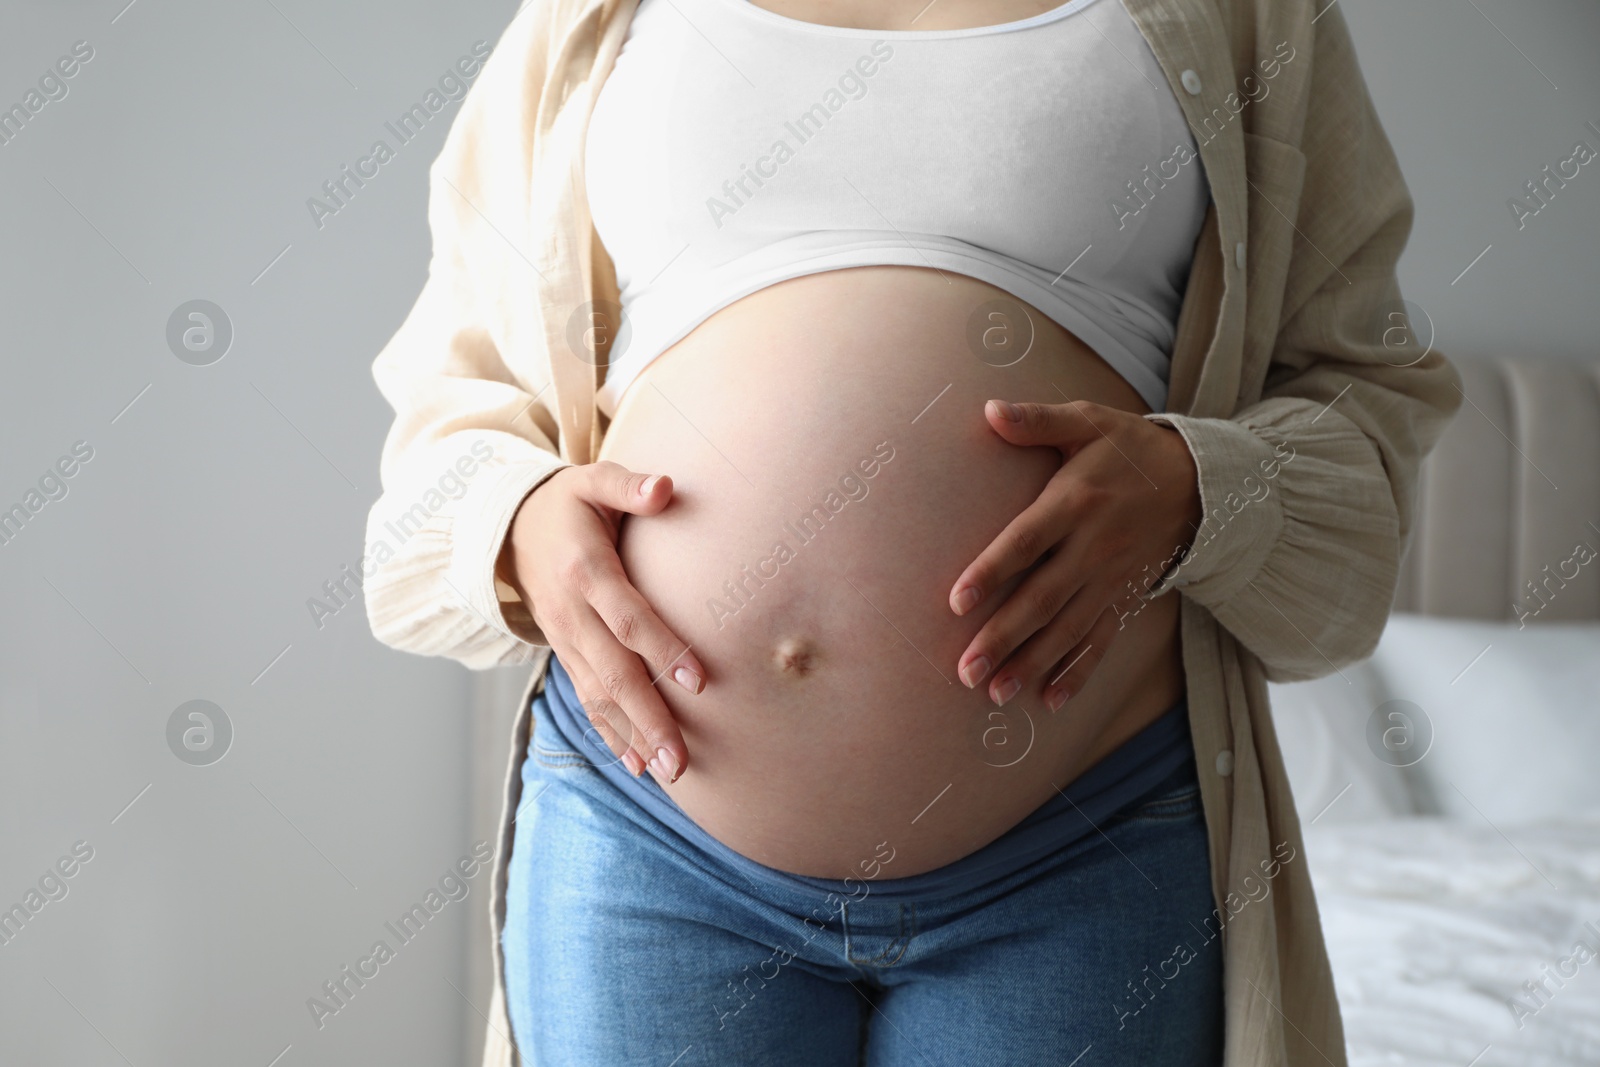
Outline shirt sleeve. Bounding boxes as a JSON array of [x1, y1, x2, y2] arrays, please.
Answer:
[[1141, 2, 1463, 683], [362, 9, 574, 670]]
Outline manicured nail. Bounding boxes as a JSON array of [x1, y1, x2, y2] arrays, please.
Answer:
[[1047, 687, 1069, 712], [639, 474, 661, 497], [992, 676, 1021, 706], [952, 585, 982, 615], [624, 750, 645, 776], [990, 400, 1022, 422], [673, 665, 702, 694], [653, 747, 680, 781], [961, 656, 991, 688]]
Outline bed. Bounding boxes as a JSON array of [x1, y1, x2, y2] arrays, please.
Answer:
[[1267, 355, 1600, 1065]]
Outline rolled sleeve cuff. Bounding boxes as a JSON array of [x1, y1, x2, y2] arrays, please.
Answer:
[[1141, 412, 1286, 602]]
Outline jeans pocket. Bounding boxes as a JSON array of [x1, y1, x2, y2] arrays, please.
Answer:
[[527, 691, 600, 774], [531, 741, 595, 772], [1116, 770, 1202, 823]]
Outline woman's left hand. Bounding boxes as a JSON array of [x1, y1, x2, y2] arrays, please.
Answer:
[[950, 398, 1203, 711]]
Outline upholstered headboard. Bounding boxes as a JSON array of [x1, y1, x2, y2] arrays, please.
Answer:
[[1394, 355, 1600, 622]]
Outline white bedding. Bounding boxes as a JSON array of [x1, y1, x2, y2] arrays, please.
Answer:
[[1306, 815, 1600, 1067]]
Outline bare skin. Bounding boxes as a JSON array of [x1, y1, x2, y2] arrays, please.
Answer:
[[745, 0, 1087, 33], [505, 266, 1200, 878], [496, 0, 1205, 877]]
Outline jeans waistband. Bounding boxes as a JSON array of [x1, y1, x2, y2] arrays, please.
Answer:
[[531, 653, 1195, 905]]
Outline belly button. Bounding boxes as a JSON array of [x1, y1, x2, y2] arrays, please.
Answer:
[[773, 637, 819, 677]]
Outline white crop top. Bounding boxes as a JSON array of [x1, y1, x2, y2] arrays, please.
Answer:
[[585, 0, 1210, 416]]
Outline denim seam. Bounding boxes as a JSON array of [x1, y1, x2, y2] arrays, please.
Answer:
[[532, 746, 595, 771], [1111, 789, 1203, 822], [844, 902, 917, 968]]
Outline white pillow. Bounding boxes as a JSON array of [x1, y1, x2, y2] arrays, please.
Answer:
[[1363, 613, 1600, 823], [1268, 659, 1419, 825]]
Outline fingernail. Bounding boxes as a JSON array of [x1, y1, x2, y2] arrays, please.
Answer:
[[673, 665, 702, 694], [990, 400, 1022, 422], [647, 755, 664, 777], [952, 585, 982, 615], [961, 656, 991, 688], [1047, 687, 1069, 712], [624, 751, 645, 776], [993, 677, 1020, 706], [639, 474, 661, 497], [655, 747, 680, 781]]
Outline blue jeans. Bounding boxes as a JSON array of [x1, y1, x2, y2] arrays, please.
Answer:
[[502, 682, 1224, 1066]]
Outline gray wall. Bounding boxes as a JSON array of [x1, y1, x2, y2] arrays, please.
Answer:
[[0, 1, 522, 1064], [1347, 0, 1600, 367], [0, 1, 1595, 1065]]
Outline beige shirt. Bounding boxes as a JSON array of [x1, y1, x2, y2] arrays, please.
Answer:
[[361, 0, 1464, 1063]]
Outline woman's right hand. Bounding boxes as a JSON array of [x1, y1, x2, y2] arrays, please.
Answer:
[[499, 461, 704, 781]]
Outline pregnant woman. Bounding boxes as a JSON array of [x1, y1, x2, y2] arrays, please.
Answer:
[[362, 0, 1461, 1064]]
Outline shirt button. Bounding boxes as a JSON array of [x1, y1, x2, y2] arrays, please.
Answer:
[[1235, 242, 1247, 270], [1215, 749, 1234, 777], [1180, 69, 1203, 95]]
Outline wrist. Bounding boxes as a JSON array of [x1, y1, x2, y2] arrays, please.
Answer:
[[496, 488, 538, 596], [1158, 423, 1203, 558]]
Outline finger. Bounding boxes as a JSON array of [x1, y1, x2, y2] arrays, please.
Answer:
[[949, 479, 1088, 618], [577, 459, 675, 517], [984, 589, 1114, 710], [537, 597, 633, 765], [957, 545, 1093, 701], [1040, 607, 1123, 711], [556, 649, 637, 772], [568, 608, 689, 782], [985, 398, 1111, 453], [587, 552, 706, 694]]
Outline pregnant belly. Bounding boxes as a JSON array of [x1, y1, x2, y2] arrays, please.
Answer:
[[596, 266, 1185, 879]]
